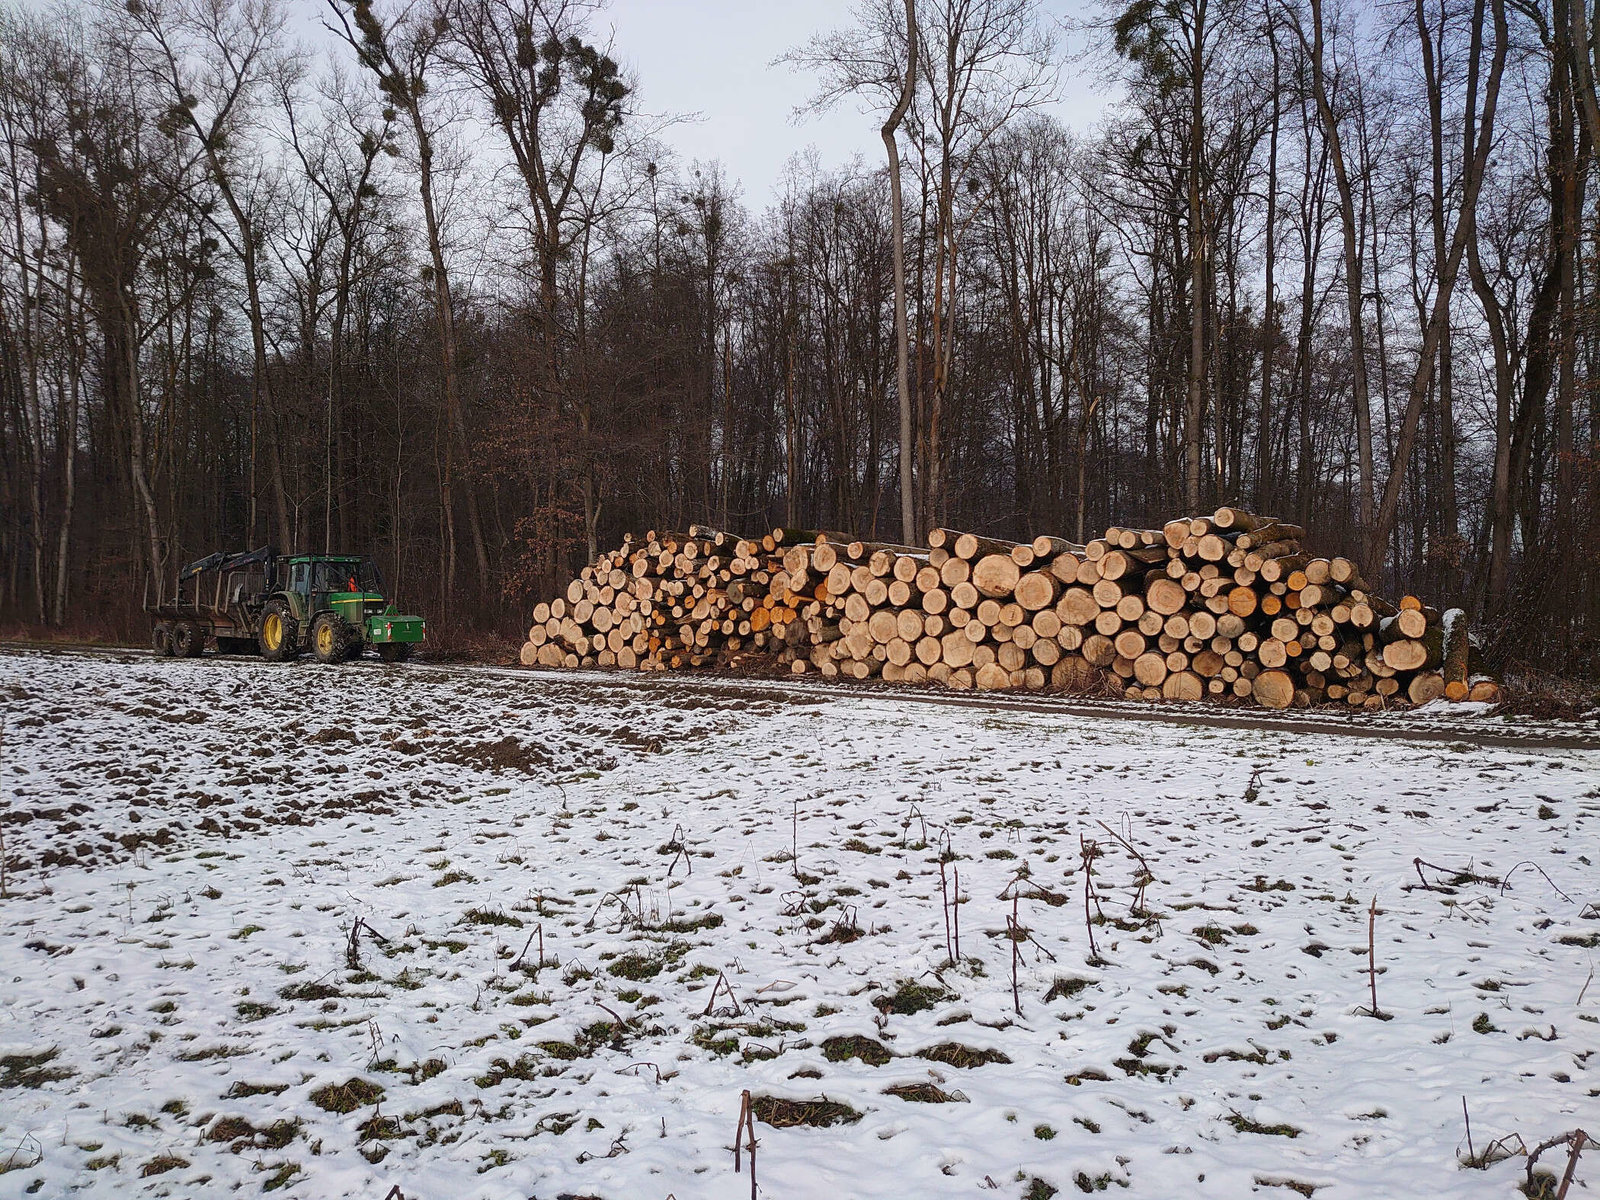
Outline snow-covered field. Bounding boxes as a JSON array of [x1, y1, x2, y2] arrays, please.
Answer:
[[1, 647, 1596, 1200]]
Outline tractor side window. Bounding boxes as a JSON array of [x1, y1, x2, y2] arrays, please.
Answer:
[[290, 564, 309, 593], [358, 559, 383, 593]]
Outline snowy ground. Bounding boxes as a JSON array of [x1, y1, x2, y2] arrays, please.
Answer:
[[1, 646, 1596, 1200]]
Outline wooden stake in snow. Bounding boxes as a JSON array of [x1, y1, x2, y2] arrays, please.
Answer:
[[939, 859, 954, 965], [732, 1089, 758, 1200], [1008, 892, 1022, 1016], [1365, 895, 1389, 1019]]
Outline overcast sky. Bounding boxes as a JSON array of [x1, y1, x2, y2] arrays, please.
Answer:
[[27, 0, 1118, 212], [602, 0, 1116, 211]]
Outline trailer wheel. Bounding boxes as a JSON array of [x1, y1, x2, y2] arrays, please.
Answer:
[[260, 599, 298, 662], [311, 614, 353, 664], [172, 621, 205, 658], [152, 622, 173, 656], [377, 642, 412, 664]]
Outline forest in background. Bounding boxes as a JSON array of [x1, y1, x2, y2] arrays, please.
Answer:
[[0, 0, 1595, 675]]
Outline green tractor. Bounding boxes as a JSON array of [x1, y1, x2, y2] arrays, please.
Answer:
[[146, 548, 425, 664]]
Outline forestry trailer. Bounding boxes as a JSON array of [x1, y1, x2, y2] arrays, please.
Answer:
[[145, 548, 426, 664]]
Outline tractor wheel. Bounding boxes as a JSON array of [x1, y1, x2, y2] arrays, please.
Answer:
[[311, 614, 352, 664], [172, 621, 205, 658], [259, 599, 298, 662], [377, 642, 412, 664], [152, 622, 173, 656]]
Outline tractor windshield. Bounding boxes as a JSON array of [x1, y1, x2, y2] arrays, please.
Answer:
[[310, 559, 383, 595]]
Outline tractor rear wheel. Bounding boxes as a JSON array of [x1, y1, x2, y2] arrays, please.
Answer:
[[172, 621, 205, 658], [259, 599, 298, 662], [152, 622, 173, 656], [377, 642, 412, 664], [311, 614, 352, 664]]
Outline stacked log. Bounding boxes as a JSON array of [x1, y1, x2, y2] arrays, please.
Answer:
[[521, 526, 800, 672], [520, 509, 1499, 712]]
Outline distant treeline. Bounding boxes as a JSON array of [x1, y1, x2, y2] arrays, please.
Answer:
[[0, 0, 1594, 673]]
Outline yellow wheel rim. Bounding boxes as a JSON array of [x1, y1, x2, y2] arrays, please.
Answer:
[[317, 624, 333, 655], [264, 613, 282, 650]]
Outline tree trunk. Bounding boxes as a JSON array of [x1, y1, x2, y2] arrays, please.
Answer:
[[884, 0, 917, 545]]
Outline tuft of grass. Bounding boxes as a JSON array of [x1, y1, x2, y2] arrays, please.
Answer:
[[207, 1117, 300, 1150], [1034, 1123, 1056, 1140], [460, 908, 522, 928], [872, 980, 951, 1016], [279, 980, 341, 1003], [224, 1081, 287, 1099], [656, 911, 724, 933], [0, 1049, 73, 1088], [821, 1036, 892, 1066], [607, 953, 666, 981], [1043, 977, 1093, 1002], [177, 1044, 251, 1062], [139, 1154, 188, 1177], [1255, 1179, 1317, 1197], [750, 1095, 862, 1128], [262, 1163, 301, 1192], [884, 1081, 965, 1103], [916, 1042, 1011, 1068], [1227, 1111, 1300, 1137], [309, 1078, 384, 1114]]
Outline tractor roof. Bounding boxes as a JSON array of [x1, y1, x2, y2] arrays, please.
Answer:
[[284, 554, 366, 563]]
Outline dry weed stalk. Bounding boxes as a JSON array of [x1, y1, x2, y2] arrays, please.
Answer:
[[346, 916, 388, 971], [1097, 817, 1156, 917], [701, 969, 743, 1018], [511, 923, 548, 972], [1000, 870, 1059, 1015], [665, 823, 692, 877], [1525, 1129, 1590, 1200], [1080, 835, 1103, 959]]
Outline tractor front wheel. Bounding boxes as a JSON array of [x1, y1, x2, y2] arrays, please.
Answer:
[[172, 621, 205, 658], [311, 614, 352, 664], [259, 600, 298, 662], [152, 622, 173, 656], [377, 642, 412, 664]]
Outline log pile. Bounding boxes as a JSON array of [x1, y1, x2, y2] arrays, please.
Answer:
[[520, 510, 1499, 711]]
